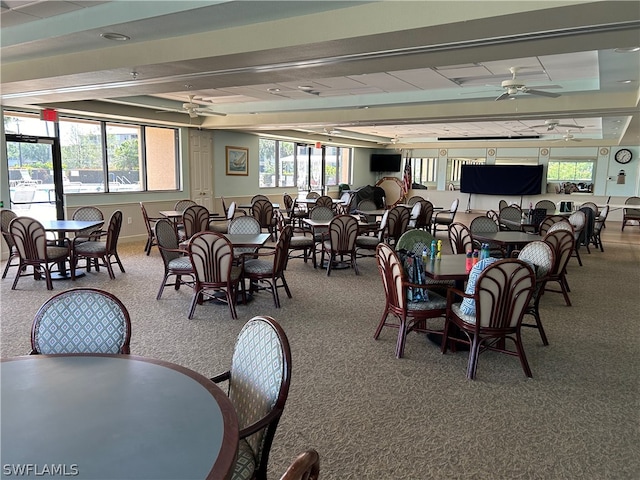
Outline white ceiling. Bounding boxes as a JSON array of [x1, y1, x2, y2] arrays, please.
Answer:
[[1, 1, 639, 148]]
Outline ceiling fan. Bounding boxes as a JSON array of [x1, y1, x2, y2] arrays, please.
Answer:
[[178, 95, 227, 118], [378, 135, 399, 145], [495, 67, 561, 101], [528, 119, 585, 131], [554, 130, 582, 142]]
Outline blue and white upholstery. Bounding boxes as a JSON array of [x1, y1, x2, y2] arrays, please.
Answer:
[[211, 316, 292, 480], [31, 288, 131, 354]]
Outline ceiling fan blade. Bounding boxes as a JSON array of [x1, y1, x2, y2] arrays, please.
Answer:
[[188, 110, 198, 119], [494, 91, 511, 101], [556, 123, 584, 128], [523, 89, 560, 98]]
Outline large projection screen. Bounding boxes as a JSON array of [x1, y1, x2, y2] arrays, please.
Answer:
[[460, 165, 543, 195]]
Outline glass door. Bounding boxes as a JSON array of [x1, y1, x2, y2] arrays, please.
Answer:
[[6, 134, 63, 221]]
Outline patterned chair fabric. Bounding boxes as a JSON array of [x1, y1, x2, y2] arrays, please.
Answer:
[[516, 241, 555, 345], [535, 200, 557, 213], [539, 215, 570, 236], [243, 226, 293, 308], [485, 209, 500, 226], [182, 205, 210, 240], [31, 288, 131, 354], [307, 206, 334, 242], [187, 231, 243, 319], [229, 215, 262, 258], [470, 215, 504, 257], [155, 218, 194, 300], [174, 199, 197, 212], [1, 209, 20, 279], [448, 222, 473, 254], [9, 216, 72, 290], [356, 199, 377, 224], [139, 202, 163, 255], [396, 229, 455, 291], [432, 198, 459, 235], [498, 206, 522, 231], [251, 199, 278, 241], [498, 199, 508, 212], [542, 229, 575, 306], [211, 316, 292, 480], [622, 196, 640, 231], [72, 210, 125, 280], [72, 206, 104, 239], [320, 214, 360, 276], [375, 243, 447, 358], [441, 259, 535, 379]]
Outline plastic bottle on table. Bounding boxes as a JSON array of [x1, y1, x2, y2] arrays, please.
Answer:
[[472, 249, 479, 266], [436, 240, 442, 260], [430, 240, 436, 259], [465, 251, 473, 273], [481, 243, 490, 260], [422, 247, 429, 263]]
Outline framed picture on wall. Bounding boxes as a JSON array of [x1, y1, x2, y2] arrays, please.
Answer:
[[225, 146, 249, 176]]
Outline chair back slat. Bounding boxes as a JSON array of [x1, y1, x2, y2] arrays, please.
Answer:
[[183, 205, 210, 239]]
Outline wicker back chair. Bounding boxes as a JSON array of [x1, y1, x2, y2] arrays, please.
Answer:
[[374, 243, 447, 358], [441, 259, 535, 379], [543, 229, 575, 306], [320, 214, 360, 276], [9, 216, 72, 290], [72, 210, 125, 280], [187, 231, 243, 319], [139, 202, 162, 255], [154, 218, 194, 300], [1, 209, 20, 279], [182, 204, 210, 240], [448, 222, 473, 254], [622, 196, 640, 231]]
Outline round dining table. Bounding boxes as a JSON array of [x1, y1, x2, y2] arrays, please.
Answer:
[[1, 354, 238, 480]]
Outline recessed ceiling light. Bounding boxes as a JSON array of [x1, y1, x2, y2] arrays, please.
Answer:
[[618, 79, 633, 84], [297, 85, 314, 91], [267, 88, 281, 93], [614, 46, 640, 53], [100, 32, 130, 41]]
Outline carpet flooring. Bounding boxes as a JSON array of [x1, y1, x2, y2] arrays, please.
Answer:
[[1, 221, 639, 479]]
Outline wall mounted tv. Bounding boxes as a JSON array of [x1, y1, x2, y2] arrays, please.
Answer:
[[460, 165, 543, 195], [370, 153, 402, 172]]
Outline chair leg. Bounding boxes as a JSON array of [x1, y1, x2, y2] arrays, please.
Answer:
[[395, 315, 408, 359], [467, 335, 481, 380], [188, 288, 200, 319], [226, 288, 238, 319], [351, 252, 359, 275], [374, 310, 390, 340], [515, 332, 533, 378]]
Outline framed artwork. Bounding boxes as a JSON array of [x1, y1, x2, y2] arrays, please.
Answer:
[[225, 146, 249, 176]]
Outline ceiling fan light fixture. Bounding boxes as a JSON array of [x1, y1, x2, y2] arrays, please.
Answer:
[[614, 46, 640, 53]]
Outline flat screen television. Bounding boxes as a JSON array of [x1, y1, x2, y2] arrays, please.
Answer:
[[460, 165, 543, 195], [370, 153, 401, 172]]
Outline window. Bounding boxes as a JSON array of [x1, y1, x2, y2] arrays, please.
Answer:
[[258, 138, 352, 189], [547, 159, 595, 182], [447, 157, 485, 183], [409, 157, 437, 186], [5, 111, 180, 194]]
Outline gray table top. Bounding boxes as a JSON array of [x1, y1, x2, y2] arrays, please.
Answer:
[[1, 354, 238, 480], [39, 219, 103, 232]]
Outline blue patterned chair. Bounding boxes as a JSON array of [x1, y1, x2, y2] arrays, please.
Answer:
[[515, 241, 555, 346], [211, 316, 292, 480], [441, 259, 535, 379], [155, 218, 194, 300], [30, 287, 131, 354]]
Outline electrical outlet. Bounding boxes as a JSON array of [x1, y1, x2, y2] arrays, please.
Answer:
[[127, 217, 132, 224]]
